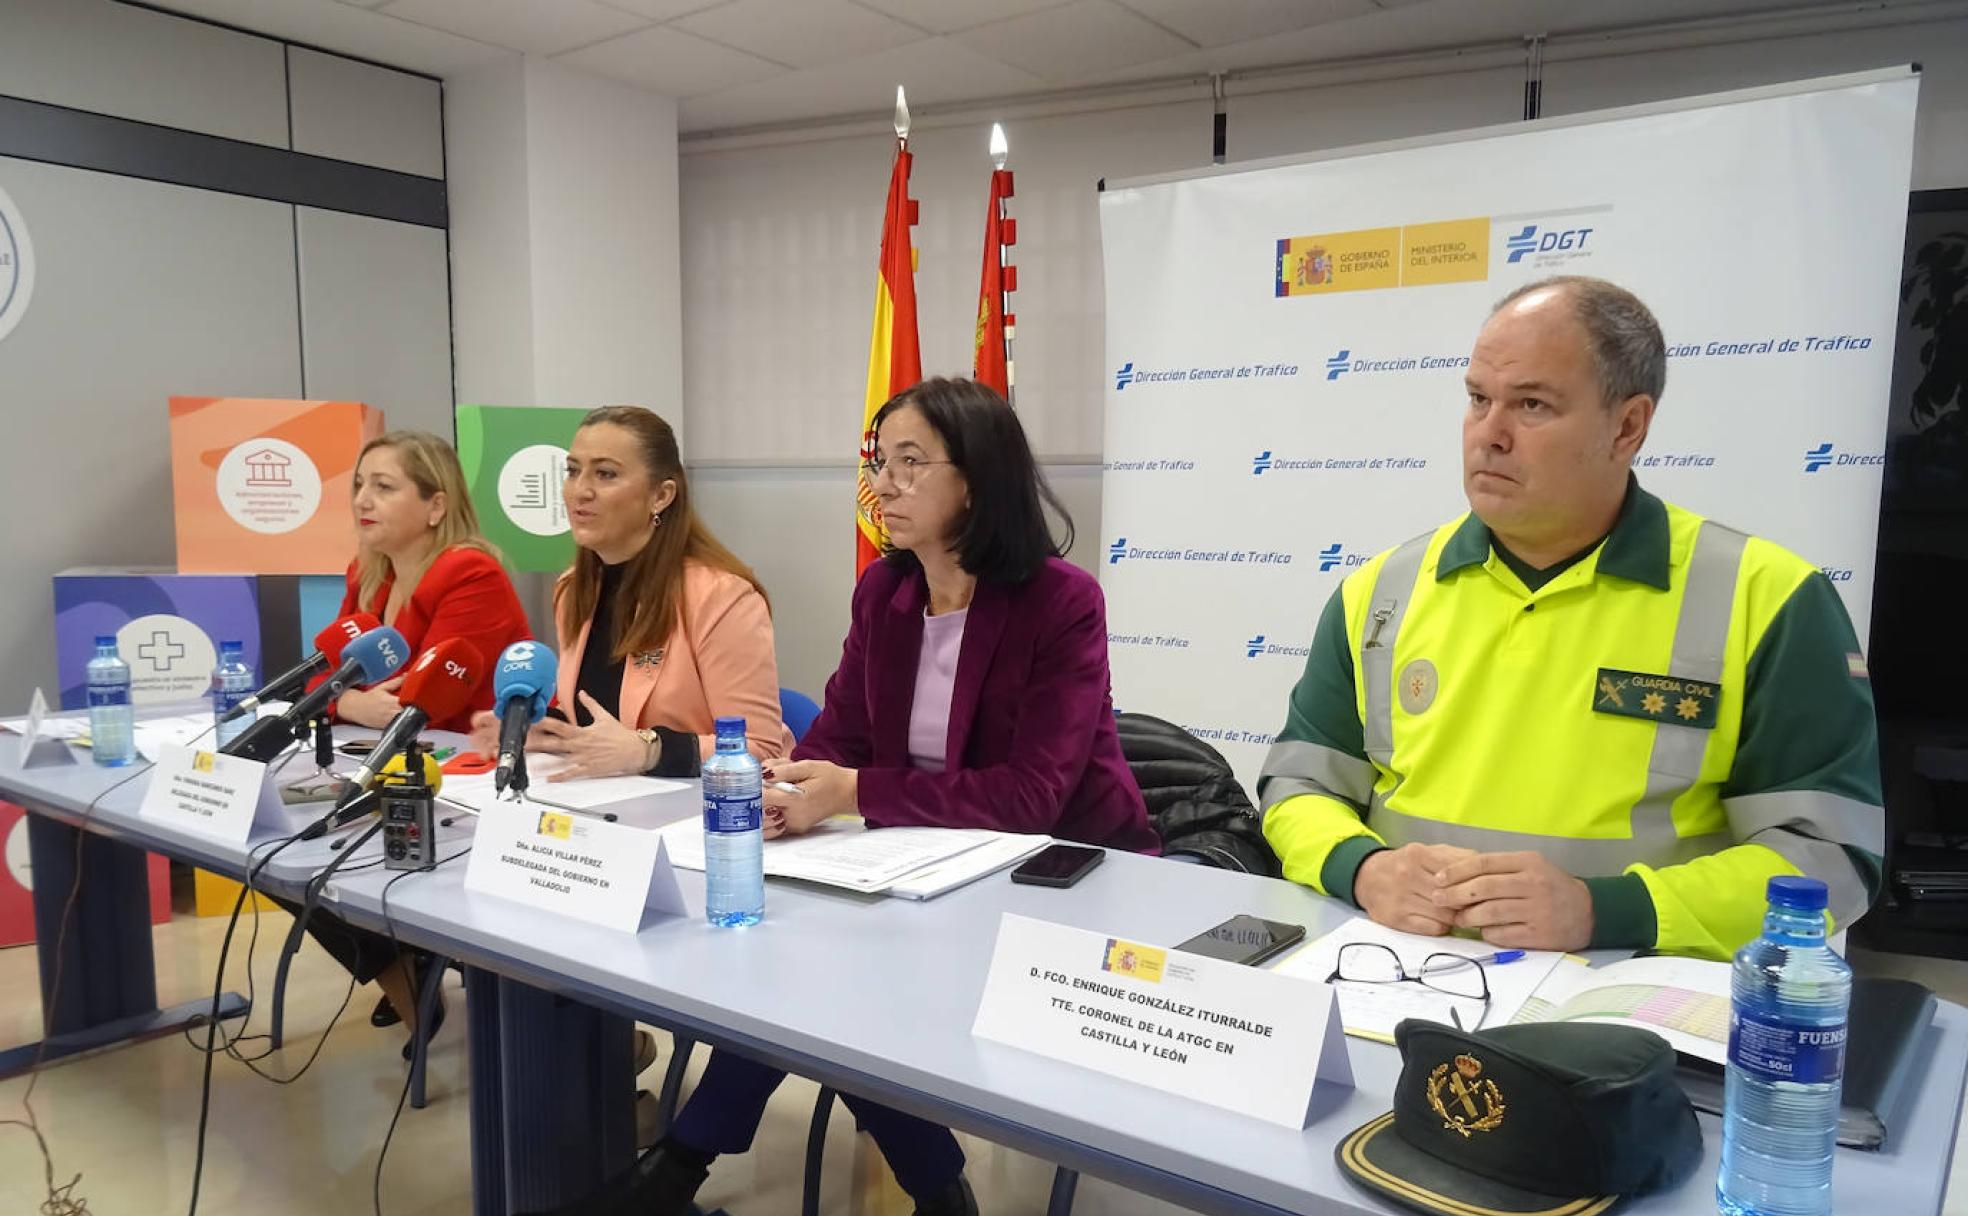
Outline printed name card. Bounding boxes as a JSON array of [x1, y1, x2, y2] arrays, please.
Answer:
[[972, 913, 1352, 1129], [465, 799, 686, 932], [137, 745, 283, 843]]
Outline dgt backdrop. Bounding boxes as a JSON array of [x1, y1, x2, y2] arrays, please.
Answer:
[[1098, 68, 1918, 793]]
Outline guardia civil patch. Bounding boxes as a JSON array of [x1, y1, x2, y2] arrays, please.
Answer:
[[1591, 667, 1720, 730]]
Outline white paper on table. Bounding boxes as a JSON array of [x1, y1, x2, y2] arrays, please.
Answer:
[[0, 706, 90, 741], [133, 713, 227, 760], [1269, 918, 1564, 1042], [886, 832, 1052, 899], [657, 815, 1019, 895], [440, 753, 690, 816], [1507, 953, 1733, 1064]]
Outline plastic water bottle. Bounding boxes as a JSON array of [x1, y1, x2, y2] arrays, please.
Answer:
[[86, 635, 136, 767], [211, 640, 255, 749], [702, 715, 763, 927], [1718, 876, 1852, 1216]]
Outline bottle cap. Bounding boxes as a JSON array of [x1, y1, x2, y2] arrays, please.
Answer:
[[714, 716, 747, 737], [95, 635, 116, 648], [220, 640, 243, 656], [1766, 875, 1829, 912]]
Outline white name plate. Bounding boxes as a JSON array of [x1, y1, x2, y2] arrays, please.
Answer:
[[972, 913, 1352, 1129], [136, 745, 284, 843], [465, 800, 687, 932]]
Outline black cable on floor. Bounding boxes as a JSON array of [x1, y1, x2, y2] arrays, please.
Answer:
[[371, 845, 472, 1216]]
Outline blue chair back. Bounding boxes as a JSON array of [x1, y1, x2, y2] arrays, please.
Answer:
[[779, 687, 821, 743]]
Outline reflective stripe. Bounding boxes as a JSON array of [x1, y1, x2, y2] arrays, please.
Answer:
[[1360, 533, 1433, 767], [1725, 790, 1885, 854], [1629, 521, 1748, 852], [1746, 829, 1875, 924], [1257, 739, 1376, 811], [1368, 796, 1733, 876]]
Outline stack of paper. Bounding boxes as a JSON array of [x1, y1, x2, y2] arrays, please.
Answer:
[[438, 754, 695, 821], [656, 815, 1051, 899]]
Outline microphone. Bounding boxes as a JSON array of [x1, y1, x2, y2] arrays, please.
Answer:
[[220, 625, 410, 761], [221, 613, 381, 722], [301, 748, 442, 841], [491, 641, 557, 795], [334, 638, 484, 809]]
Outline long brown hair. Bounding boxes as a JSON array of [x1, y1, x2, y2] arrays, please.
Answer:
[[353, 430, 498, 609], [556, 406, 767, 658]]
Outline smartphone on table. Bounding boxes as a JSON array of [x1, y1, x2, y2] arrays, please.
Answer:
[[1009, 844, 1105, 888], [1174, 914, 1306, 967]]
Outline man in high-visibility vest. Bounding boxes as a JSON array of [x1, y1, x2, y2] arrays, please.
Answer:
[[1258, 276, 1882, 960]]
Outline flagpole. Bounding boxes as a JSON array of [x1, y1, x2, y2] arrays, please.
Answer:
[[990, 122, 1015, 408]]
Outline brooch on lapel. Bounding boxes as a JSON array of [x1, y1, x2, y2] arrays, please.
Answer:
[[632, 648, 665, 672]]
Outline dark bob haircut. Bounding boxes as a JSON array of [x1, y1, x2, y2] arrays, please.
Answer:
[[870, 376, 1074, 584]]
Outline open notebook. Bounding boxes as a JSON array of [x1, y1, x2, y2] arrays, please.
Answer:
[[656, 815, 1051, 900]]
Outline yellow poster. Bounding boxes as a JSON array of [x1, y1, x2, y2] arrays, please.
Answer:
[[1275, 227, 1401, 296], [1403, 217, 1491, 286]]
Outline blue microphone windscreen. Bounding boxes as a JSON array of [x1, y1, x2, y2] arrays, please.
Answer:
[[493, 640, 557, 714], [344, 626, 411, 683]]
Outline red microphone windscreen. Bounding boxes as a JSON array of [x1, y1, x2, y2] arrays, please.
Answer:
[[396, 638, 486, 722], [316, 613, 383, 664]]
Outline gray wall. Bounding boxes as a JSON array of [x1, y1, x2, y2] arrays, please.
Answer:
[[691, 461, 1103, 701], [0, 0, 452, 709]]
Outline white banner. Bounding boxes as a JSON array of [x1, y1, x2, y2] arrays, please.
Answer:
[[1098, 70, 1918, 793]]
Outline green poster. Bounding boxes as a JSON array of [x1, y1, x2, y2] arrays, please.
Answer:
[[455, 405, 587, 573]]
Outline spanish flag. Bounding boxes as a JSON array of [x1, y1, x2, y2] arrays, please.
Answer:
[[972, 163, 1016, 398], [856, 138, 922, 574]]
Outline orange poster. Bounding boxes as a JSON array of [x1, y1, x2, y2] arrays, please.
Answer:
[[169, 397, 383, 575]]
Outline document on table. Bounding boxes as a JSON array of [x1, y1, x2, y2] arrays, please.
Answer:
[[439, 753, 692, 818], [657, 815, 1049, 897], [1269, 918, 1565, 1042]]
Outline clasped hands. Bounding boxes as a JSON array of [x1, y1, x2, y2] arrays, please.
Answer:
[[1353, 842, 1595, 952]]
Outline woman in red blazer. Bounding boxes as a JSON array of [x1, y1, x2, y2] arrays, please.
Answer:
[[325, 430, 531, 732], [595, 380, 1155, 1216], [304, 429, 529, 1046]]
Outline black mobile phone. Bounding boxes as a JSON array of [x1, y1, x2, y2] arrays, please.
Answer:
[[1174, 915, 1306, 967], [1009, 844, 1105, 888], [337, 738, 379, 757]]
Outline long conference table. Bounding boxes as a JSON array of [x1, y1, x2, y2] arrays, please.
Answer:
[[2, 718, 1964, 1216]]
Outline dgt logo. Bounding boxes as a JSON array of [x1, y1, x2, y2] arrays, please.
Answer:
[[1108, 537, 1129, 565], [1115, 362, 1136, 391], [1804, 442, 1835, 473], [1318, 543, 1345, 572], [1505, 224, 1593, 264], [1246, 634, 1267, 658], [1252, 451, 1274, 475], [1324, 350, 1351, 381]]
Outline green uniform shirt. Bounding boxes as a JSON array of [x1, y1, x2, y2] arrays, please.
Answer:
[[1257, 481, 1883, 960]]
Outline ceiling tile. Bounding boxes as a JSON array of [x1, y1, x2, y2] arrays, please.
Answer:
[[555, 23, 785, 96], [379, 0, 649, 56], [595, 0, 731, 18], [676, 0, 926, 70], [952, 0, 1196, 82], [1112, 0, 1378, 48], [852, 0, 1073, 36], [679, 35, 1044, 132]]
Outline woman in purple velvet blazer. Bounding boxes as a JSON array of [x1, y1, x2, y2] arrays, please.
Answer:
[[599, 378, 1155, 1216]]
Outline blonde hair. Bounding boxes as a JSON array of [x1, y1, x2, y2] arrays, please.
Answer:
[[352, 430, 499, 608]]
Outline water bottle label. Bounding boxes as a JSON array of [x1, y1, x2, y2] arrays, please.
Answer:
[[1728, 1009, 1847, 1085], [87, 686, 130, 708], [704, 792, 761, 834], [214, 689, 247, 712]]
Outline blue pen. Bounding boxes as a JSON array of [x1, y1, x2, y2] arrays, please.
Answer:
[[1419, 949, 1524, 974]]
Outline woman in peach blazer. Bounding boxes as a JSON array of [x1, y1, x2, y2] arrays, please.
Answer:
[[472, 405, 790, 777]]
